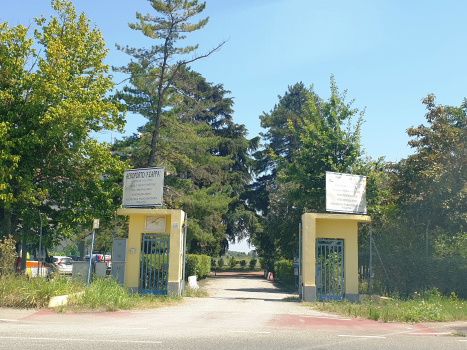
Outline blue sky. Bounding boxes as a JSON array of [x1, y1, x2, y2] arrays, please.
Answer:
[[4, 0, 467, 252]]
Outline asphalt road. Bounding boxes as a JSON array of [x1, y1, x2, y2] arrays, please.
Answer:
[[1, 272, 467, 349]]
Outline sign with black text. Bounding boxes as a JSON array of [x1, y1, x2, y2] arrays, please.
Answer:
[[122, 167, 165, 207], [326, 171, 367, 214]]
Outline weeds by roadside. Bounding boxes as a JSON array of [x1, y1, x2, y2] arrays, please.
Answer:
[[0, 273, 181, 312], [67, 277, 182, 312], [309, 289, 467, 322], [0, 273, 82, 308], [184, 286, 208, 298]]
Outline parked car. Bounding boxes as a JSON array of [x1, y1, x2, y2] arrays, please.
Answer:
[[51, 256, 73, 275]]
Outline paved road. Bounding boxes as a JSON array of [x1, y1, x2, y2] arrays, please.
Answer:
[[1, 272, 467, 349]]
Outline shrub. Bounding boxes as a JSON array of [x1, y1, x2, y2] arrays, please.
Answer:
[[0, 235, 17, 276], [240, 260, 247, 267], [217, 258, 224, 267], [185, 256, 198, 279], [249, 258, 257, 269], [260, 258, 275, 272], [185, 254, 211, 280], [200, 255, 211, 277], [230, 257, 237, 267], [274, 260, 295, 287]]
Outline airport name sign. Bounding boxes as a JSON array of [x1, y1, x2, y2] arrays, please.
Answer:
[[326, 171, 367, 214], [122, 167, 165, 207]]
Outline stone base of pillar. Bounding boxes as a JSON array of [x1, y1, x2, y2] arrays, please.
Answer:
[[302, 285, 316, 302], [167, 281, 182, 297], [345, 293, 360, 303]]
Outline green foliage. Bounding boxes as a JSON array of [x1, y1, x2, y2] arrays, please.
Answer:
[[0, 0, 128, 245], [360, 95, 467, 298], [0, 274, 82, 308], [259, 257, 275, 272], [185, 254, 211, 280], [114, 67, 259, 256], [240, 259, 247, 267], [252, 78, 375, 260], [217, 257, 224, 267], [229, 257, 237, 267], [249, 258, 257, 269], [114, 0, 221, 166], [113, 0, 260, 256], [0, 273, 180, 310], [274, 260, 295, 287], [314, 289, 467, 323], [0, 235, 17, 276], [389, 94, 467, 233], [72, 277, 131, 311]]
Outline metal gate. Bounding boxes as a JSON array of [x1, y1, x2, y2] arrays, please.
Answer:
[[140, 234, 169, 295], [316, 239, 344, 300]]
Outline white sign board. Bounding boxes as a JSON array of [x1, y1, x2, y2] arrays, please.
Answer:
[[122, 167, 165, 207], [326, 171, 367, 214]]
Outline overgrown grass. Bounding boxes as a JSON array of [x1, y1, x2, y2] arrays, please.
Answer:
[[310, 289, 467, 322], [0, 273, 82, 308], [0, 273, 181, 311], [184, 286, 209, 298], [67, 277, 182, 312]]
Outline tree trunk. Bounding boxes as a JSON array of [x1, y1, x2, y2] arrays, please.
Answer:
[[3, 208, 12, 237]]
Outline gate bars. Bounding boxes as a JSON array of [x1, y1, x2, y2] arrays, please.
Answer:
[[140, 234, 170, 295], [316, 239, 344, 300]]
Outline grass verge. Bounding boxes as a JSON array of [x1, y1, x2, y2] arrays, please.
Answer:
[[0, 273, 181, 312], [309, 290, 467, 322]]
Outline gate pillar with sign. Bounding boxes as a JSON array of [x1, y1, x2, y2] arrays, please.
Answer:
[[301, 213, 370, 303], [116, 208, 186, 296]]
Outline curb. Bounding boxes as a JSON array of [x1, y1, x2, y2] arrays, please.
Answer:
[[48, 292, 85, 308]]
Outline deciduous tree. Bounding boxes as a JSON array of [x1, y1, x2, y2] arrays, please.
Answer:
[[0, 0, 127, 251]]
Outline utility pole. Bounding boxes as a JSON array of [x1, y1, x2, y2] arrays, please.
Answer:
[[369, 223, 373, 294], [87, 219, 99, 288], [38, 212, 43, 277]]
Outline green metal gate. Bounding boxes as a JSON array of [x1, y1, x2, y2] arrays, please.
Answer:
[[140, 234, 169, 295], [316, 239, 344, 300]]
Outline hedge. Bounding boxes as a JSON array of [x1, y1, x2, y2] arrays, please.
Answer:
[[185, 254, 211, 280], [274, 260, 295, 287]]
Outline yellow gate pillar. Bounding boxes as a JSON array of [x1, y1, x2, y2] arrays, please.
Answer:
[[117, 208, 185, 296], [301, 213, 371, 303]]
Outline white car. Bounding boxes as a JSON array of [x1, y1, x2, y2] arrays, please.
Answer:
[[51, 256, 73, 275]]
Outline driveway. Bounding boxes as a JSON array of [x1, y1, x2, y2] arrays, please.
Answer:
[[1, 271, 466, 349], [203, 270, 299, 300]]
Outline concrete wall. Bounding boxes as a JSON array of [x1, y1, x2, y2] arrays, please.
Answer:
[[301, 213, 371, 302], [117, 208, 185, 296]]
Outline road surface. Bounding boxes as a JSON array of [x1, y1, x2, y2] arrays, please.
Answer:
[[1, 271, 466, 349]]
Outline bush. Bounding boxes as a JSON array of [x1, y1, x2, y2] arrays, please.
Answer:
[[217, 258, 224, 267], [249, 258, 257, 269], [274, 260, 295, 287], [229, 257, 237, 268], [260, 258, 275, 272], [185, 254, 211, 280], [240, 260, 247, 267], [0, 235, 17, 276], [200, 255, 211, 277]]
